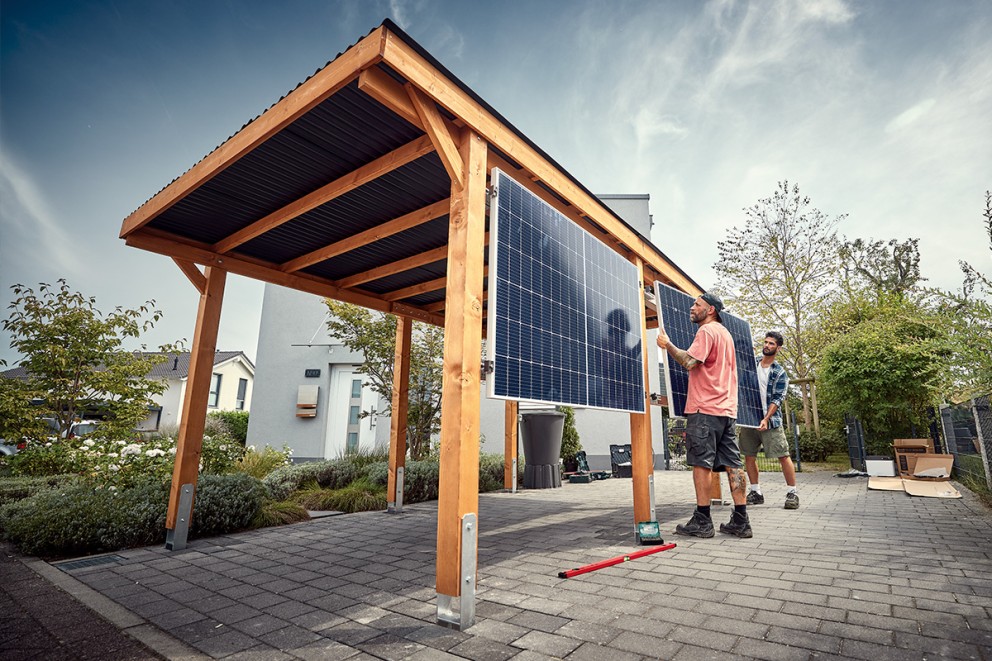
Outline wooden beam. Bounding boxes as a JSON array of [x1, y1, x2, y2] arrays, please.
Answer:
[[388, 316, 412, 513], [166, 266, 226, 532], [172, 258, 206, 294], [628, 256, 655, 528], [126, 228, 445, 326], [120, 26, 388, 238], [436, 127, 486, 600], [282, 198, 450, 273], [504, 400, 518, 490], [383, 265, 488, 303], [213, 135, 436, 254], [407, 84, 462, 188], [334, 244, 449, 289], [379, 28, 698, 295], [358, 66, 421, 126]]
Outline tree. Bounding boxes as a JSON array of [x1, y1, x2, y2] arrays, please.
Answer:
[[557, 405, 582, 466], [324, 300, 443, 460], [818, 292, 950, 451], [715, 181, 844, 427], [1, 280, 175, 441], [838, 237, 924, 301], [933, 191, 992, 396]]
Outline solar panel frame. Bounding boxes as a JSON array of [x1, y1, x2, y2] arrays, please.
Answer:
[[653, 281, 763, 428], [486, 169, 645, 413]]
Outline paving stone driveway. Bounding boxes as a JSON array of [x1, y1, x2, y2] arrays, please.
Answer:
[[41, 470, 992, 659]]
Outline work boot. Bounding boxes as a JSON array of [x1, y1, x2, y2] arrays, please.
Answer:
[[784, 492, 800, 510], [675, 511, 714, 538], [746, 490, 764, 505], [719, 512, 753, 538]]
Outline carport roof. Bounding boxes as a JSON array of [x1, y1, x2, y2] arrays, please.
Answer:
[[120, 19, 700, 326]]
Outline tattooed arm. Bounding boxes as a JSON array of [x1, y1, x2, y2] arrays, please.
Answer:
[[656, 327, 702, 370]]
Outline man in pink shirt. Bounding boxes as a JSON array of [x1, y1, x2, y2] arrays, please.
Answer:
[[657, 292, 752, 538]]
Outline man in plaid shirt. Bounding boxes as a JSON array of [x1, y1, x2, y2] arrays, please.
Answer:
[[738, 331, 799, 509]]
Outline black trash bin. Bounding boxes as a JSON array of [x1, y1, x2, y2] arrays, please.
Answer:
[[520, 410, 565, 489]]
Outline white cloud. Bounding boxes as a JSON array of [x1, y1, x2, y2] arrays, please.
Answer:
[[885, 98, 937, 133], [0, 153, 78, 277]]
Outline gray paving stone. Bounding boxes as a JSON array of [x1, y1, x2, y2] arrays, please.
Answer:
[[609, 630, 683, 658], [562, 642, 643, 661]]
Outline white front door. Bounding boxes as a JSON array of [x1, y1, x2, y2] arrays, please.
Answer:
[[324, 366, 378, 458]]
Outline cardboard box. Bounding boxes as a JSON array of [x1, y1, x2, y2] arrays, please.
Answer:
[[893, 439, 932, 476], [906, 454, 954, 481]]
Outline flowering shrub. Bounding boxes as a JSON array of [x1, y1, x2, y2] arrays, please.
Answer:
[[8, 433, 246, 488]]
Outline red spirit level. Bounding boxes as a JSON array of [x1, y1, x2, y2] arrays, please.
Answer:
[[557, 543, 677, 578]]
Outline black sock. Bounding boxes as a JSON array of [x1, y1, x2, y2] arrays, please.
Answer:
[[696, 505, 711, 519], [735, 504, 747, 517]]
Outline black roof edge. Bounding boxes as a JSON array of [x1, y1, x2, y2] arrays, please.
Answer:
[[379, 19, 702, 293]]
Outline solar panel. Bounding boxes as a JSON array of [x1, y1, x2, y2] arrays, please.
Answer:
[[486, 169, 645, 413], [652, 281, 763, 427]]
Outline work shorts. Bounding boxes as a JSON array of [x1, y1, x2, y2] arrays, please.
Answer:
[[738, 425, 790, 459], [685, 412, 743, 472]]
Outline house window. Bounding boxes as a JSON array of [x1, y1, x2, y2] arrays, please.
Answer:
[[351, 379, 362, 398], [236, 378, 248, 410], [209, 373, 222, 408]]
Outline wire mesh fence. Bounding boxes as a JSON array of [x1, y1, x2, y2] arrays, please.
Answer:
[[662, 417, 801, 472], [940, 395, 992, 492]]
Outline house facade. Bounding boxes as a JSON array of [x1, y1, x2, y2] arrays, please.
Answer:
[[141, 352, 255, 432], [248, 195, 668, 469]]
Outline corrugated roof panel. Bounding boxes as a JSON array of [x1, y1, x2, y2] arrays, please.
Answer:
[[147, 81, 424, 245], [302, 215, 451, 283], [235, 155, 450, 265]]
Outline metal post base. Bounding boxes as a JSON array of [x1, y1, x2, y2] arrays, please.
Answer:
[[436, 513, 477, 630], [388, 466, 405, 514], [165, 483, 194, 551]]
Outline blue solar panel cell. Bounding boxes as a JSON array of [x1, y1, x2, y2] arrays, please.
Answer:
[[653, 281, 763, 427], [487, 169, 645, 413]]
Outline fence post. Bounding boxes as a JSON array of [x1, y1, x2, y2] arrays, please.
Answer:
[[971, 397, 992, 491], [793, 420, 802, 472]]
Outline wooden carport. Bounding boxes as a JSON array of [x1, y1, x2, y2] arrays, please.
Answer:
[[120, 19, 700, 630]]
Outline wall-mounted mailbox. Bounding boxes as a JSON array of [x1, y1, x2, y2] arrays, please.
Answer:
[[296, 385, 319, 418]]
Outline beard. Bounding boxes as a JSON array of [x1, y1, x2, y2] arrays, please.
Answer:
[[762, 346, 778, 356]]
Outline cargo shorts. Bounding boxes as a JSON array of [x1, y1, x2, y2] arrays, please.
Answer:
[[738, 425, 790, 459], [685, 412, 743, 472]]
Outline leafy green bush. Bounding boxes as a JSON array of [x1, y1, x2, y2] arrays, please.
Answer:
[[797, 428, 845, 463], [6, 441, 84, 476], [0, 474, 80, 506], [0, 473, 267, 557], [0, 479, 169, 557], [190, 473, 268, 537], [402, 459, 440, 503], [208, 411, 249, 444], [558, 406, 582, 463], [479, 453, 507, 492]]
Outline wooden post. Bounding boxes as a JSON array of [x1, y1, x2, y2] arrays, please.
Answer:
[[810, 380, 821, 438], [165, 266, 226, 550], [709, 471, 723, 505], [504, 400, 518, 491], [388, 315, 412, 513], [435, 127, 486, 629], [629, 258, 655, 530]]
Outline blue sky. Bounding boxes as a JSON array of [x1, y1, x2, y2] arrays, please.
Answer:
[[2, 0, 990, 365]]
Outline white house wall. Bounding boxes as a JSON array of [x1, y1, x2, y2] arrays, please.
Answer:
[[247, 284, 389, 459]]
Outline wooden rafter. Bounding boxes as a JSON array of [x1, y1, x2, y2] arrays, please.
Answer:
[[127, 228, 444, 326], [333, 233, 487, 289], [282, 198, 450, 273], [382, 265, 488, 303], [213, 134, 436, 254], [120, 26, 388, 238], [378, 32, 698, 295]]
